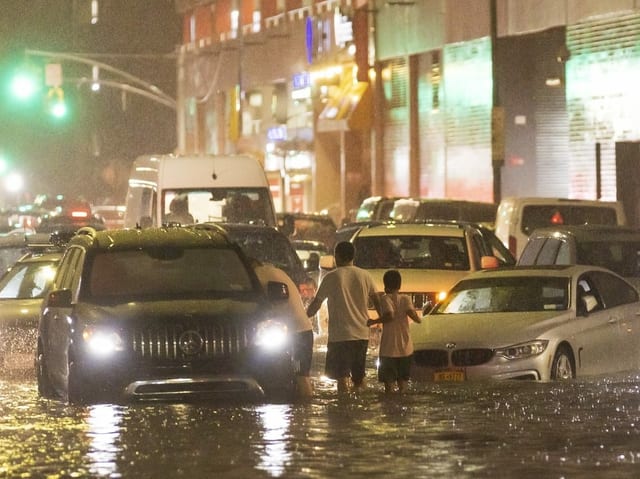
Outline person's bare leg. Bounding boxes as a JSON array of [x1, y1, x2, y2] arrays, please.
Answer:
[[337, 377, 350, 394]]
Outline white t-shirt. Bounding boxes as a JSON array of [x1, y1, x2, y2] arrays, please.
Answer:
[[379, 293, 415, 357], [314, 265, 377, 342]]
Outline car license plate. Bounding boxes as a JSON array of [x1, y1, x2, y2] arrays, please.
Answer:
[[433, 369, 465, 382]]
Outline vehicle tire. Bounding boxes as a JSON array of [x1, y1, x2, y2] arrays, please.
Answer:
[[67, 359, 89, 405], [551, 345, 575, 380], [36, 347, 55, 398]]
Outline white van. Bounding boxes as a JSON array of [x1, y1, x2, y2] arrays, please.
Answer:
[[124, 154, 277, 228], [495, 197, 627, 259]]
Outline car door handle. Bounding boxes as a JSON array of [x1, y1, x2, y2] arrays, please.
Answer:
[[607, 317, 620, 324]]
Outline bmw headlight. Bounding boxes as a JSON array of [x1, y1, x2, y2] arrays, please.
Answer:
[[255, 320, 289, 351], [82, 328, 124, 356], [496, 340, 548, 360]]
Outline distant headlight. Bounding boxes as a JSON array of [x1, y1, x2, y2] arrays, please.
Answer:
[[255, 320, 289, 351], [82, 328, 124, 356], [496, 340, 548, 360]]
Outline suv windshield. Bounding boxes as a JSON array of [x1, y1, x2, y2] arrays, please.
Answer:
[[354, 235, 469, 270], [86, 248, 254, 300]]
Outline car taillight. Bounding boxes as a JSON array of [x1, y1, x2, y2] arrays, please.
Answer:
[[71, 210, 89, 218]]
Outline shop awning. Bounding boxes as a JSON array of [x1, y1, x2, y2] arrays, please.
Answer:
[[316, 81, 372, 132]]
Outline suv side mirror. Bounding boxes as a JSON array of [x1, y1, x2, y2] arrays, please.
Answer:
[[47, 288, 72, 308], [267, 281, 289, 301]]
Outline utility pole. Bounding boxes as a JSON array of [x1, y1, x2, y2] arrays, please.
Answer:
[[490, 0, 504, 204]]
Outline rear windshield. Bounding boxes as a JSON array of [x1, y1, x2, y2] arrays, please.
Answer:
[[86, 247, 255, 300], [353, 235, 470, 270], [521, 205, 618, 236]]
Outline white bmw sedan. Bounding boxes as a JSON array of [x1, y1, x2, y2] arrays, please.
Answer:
[[411, 265, 640, 381]]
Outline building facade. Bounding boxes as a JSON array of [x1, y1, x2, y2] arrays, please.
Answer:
[[173, 0, 640, 224]]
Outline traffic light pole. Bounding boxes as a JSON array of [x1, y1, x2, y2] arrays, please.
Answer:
[[24, 49, 176, 110]]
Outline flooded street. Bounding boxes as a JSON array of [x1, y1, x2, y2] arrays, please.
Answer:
[[1, 351, 640, 478]]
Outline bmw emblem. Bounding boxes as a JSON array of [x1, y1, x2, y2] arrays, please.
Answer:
[[446, 342, 457, 349], [179, 330, 204, 356]]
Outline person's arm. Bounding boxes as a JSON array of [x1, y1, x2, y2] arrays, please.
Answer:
[[404, 295, 421, 323], [306, 296, 323, 318]]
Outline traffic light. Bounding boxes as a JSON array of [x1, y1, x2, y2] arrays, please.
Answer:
[[46, 87, 68, 119], [7, 64, 43, 104]]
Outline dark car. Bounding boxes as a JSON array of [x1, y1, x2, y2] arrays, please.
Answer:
[[517, 224, 640, 290], [207, 223, 309, 287], [36, 226, 298, 404], [277, 212, 337, 251], [35, 198, 106, 234]]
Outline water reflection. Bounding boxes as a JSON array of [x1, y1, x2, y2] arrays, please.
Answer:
[[85, 404, 122, 477], [0, 373, 640, 477], [255, 404, 293, 477]]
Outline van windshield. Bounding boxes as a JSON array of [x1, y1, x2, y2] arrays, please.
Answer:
[[163, 188, 276, 227]]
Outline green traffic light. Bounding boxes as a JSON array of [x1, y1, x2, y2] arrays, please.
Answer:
[[9, 70, 40, 101], [47, 87, 68, 119]]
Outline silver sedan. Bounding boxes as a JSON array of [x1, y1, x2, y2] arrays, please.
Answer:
[[410, 264, 640, 381]]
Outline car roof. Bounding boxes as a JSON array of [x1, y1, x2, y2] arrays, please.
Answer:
[[529, 224, 640, 241], [68, 226, 232, 251], [354, 222, 468, 238]]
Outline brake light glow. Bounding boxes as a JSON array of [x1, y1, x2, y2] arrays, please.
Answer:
[[71, 210, 90, 218]]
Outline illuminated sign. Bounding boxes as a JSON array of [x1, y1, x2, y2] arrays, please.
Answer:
[[267, 126, 287, 141]]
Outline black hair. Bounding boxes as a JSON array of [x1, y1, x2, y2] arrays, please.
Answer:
[[334, 241, 355, 264], [383, 269, 401, 291]]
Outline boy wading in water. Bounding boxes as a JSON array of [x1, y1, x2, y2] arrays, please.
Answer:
[[368, 269, 422, 394]]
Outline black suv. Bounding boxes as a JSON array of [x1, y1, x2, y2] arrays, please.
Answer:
[[36, 226, 297, 404]]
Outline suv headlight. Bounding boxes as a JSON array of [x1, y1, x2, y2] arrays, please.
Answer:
[[82, 328, 124, 356], [495, 340, 548, 360], [255, 320, 289, 352]]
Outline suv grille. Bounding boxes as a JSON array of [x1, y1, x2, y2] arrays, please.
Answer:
[[132, 321, 250, 360]]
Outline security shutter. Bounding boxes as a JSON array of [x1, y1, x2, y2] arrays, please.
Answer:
[[566, 13, 640, 200]]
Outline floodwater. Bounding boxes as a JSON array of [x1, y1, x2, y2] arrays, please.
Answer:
[[1, 350, 640, 479]]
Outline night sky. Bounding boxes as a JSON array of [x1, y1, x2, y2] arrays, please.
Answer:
[[0, 0, 181, 206]]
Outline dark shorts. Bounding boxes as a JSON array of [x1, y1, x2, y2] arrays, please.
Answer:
[[294, 330, 314, 377], [325, 339, 369, 385], [377, 355, 413, 383]]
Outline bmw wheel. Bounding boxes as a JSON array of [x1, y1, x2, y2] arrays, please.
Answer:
[[551, 346, 575, 380]]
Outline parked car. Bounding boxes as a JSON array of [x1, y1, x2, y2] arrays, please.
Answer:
[[0, 241, 63, 373], [36, 226, 299, 404], [348, 221, 515, 315], [495, 197, 627, 259], [390, 198, 498, 227], [207, 223, 309, 287], [92, 204, 126, 229], [411, 265, 640, 381], [354, 196, 403, 223], [517, 225, 640, 290], [277, 212, 337, 251]]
